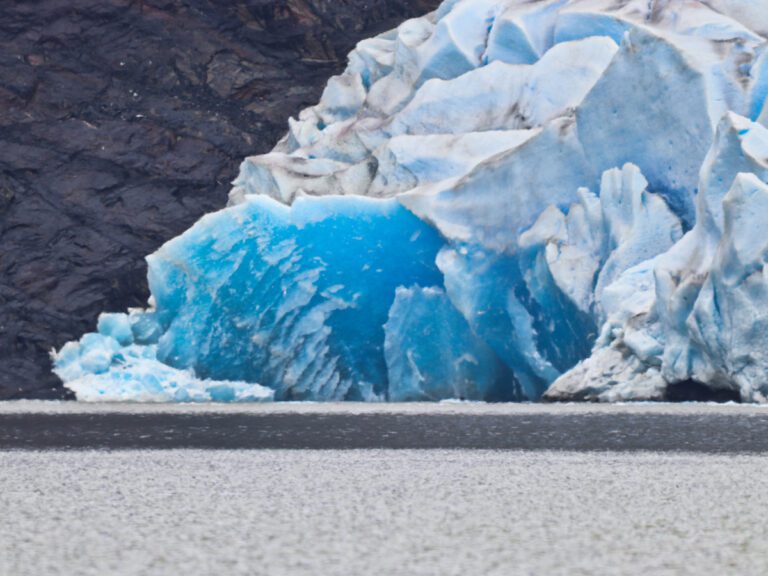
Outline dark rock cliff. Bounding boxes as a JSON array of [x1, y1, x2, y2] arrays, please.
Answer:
[[0, 0, 438, 399]]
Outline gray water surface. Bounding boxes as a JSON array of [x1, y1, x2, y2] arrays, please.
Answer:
[[2, 402, 768, 451], [3, 404, 766, 575], [2, 449, 766, 576]]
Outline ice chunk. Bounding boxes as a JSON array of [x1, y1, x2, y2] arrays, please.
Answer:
[[234, 153, 374, 204], [411, 0, 497, 86], [385, 61, 529, 135], [384, 286, 515, 401], [60, 333, 121, 378], [554, 7, 630, 46], [487, 0, 567, 62], [698, 113, 768, 232], [592, 165, 683, 310], [154, 195, 445, 400], [518, 163, 682, 318], [687, 174, 768, 400], [750, 48, 768, 122], [519, 193, 601, 315], [55, 342, 273, 403], [128, 310, 163, 345], [389, 36, 617, 137], [484, 4, 543, 65], [576, 27, 713, 227], [316, 73, 367, 125], [347, 33, 397, 92], [699, 0, 768, 37], [369, 130, 535, 196], [97, 313, 134, 346], [57, 195, 446, 402], [402, 116, 595, 252], [545, 345, 667, 403], [436, 245, 556, 399], [435, 242, 597, 400], [553, 172, 768, 403]]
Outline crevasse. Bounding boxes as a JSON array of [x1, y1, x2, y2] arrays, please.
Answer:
[[54, 0, 768, 402]]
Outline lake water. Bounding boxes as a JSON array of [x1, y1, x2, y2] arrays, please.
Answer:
[[1, 403, 766, 575], [2, 449, 767, 575]]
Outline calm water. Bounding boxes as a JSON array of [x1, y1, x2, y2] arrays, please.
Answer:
[[1, 449, 767, 576], [2, 403, 767, 575], [1, 401, 767, 451]]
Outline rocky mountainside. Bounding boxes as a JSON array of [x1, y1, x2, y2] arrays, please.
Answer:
[[0, 0, 438, 398]]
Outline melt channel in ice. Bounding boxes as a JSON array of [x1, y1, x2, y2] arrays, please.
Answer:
[[54, 0, 768, 402]]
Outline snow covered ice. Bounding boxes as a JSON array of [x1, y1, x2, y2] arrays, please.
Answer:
[[54, 0, 768, 402]]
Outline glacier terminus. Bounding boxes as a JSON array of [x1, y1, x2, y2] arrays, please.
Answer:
[[54, 0, 768, 403]]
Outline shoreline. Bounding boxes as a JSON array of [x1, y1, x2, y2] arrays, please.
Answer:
[[0, 399, 764, 414], [1, 402, 767, 452]]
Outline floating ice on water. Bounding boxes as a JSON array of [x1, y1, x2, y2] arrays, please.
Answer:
[[55, 327, 273, 403]]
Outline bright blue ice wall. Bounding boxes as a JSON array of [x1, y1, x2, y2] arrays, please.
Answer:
[[148, 195, 445, 400]]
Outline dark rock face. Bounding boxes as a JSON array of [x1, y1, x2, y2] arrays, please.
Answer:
[[0, 0, 438, 399]]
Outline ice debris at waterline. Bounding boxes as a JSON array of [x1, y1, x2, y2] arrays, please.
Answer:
[[54, 0, 768, 403]]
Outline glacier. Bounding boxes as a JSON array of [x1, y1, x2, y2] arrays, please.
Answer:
[[54, 0, 768, 403]]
